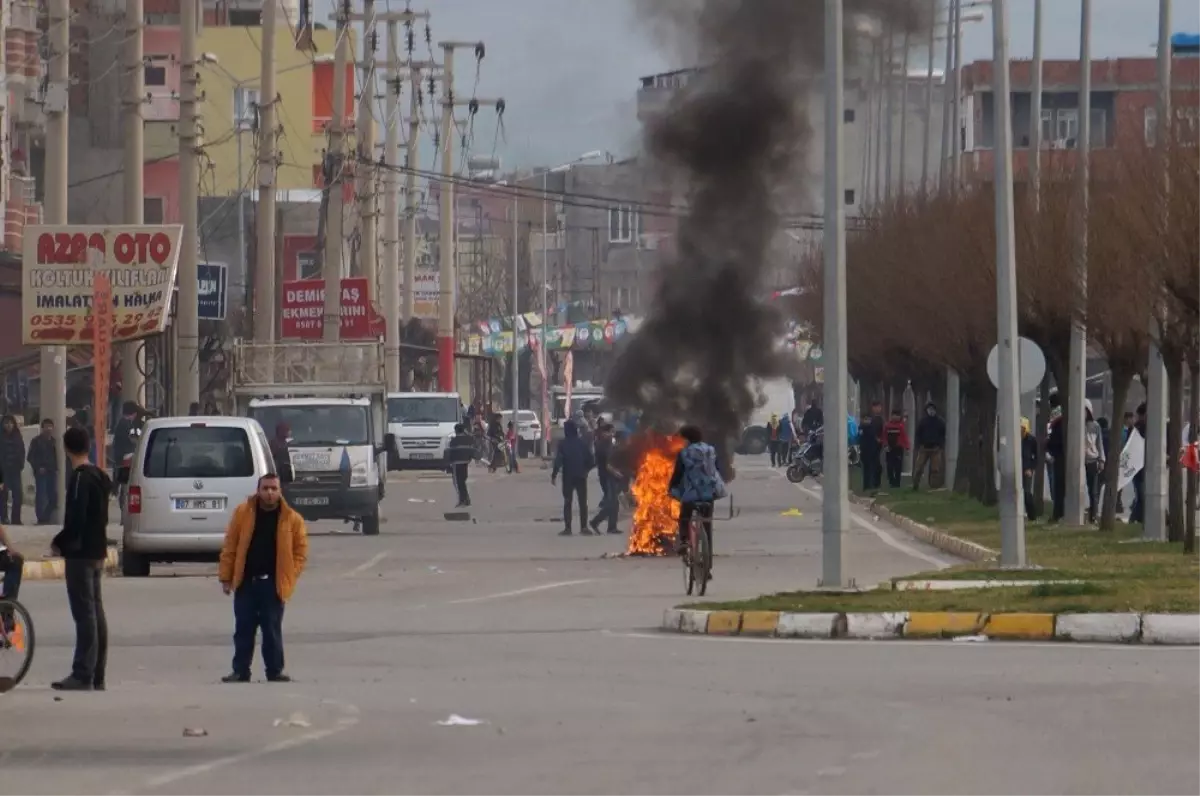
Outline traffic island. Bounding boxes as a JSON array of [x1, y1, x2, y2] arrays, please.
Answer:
[[663, 488, 1199, 645], [22, 545, 120, 580]]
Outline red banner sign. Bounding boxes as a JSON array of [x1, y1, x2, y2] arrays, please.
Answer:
[[280, 277, 384, 339], [92, 272, 112, 467]]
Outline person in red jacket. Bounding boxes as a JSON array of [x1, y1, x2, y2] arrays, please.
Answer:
[[882, 407, 910, 489]]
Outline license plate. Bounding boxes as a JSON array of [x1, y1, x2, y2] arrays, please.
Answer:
[[410, 453, 435, 459], [175, 498, 226, 510], [292, 496, 330, 506]]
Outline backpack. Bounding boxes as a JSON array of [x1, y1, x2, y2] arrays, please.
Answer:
[[670, 442, 728, 503]]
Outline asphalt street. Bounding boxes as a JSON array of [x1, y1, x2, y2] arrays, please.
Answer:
[[2, 457, 1197, 795]]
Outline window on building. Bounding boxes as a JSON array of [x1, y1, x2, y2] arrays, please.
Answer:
[[844, 189, 855, 205], [1039, 109, 1054, 145], [1144, 107, 1157, 145], [1090, 108, 1107, 148], [1055, 108, 1078, 145], [229, 9, 262, 26], [843, 108, 856, 124], [297, 251, 320, 280], [144, 197, 164, 224], [144, 55, 169, 87], [608, 205, 637, 243], [234, 87, 261, 131]]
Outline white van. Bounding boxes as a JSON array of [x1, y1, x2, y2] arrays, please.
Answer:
[[118, 416, 279, 577], [386, 392, 462, 470]]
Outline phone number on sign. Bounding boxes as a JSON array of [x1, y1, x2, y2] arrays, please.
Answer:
[[27, 311, 161, 342]]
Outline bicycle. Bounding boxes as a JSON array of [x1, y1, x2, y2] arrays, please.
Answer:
[[679, 495, 737, 596], [0, 593, 35, 694]]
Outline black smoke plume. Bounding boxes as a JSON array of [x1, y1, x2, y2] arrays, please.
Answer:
[[608, 0, 923, 445]]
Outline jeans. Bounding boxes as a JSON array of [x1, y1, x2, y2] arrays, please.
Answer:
[[561, 477, 588, 531], [34, 472, 57, 524], [590, 477, 618, 532], [861, 446, 882, 490], [1085, 461, 1101, 522], [1, 475, 22, 524], [64, 559, 108, 685], [232, 576, 285, 678], [452, 463, 470, 506], [678, 501, 714, 552], [885, 449, 904, 488]]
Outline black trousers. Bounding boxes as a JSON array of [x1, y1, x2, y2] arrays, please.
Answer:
[[1, 475, 22, 524], [590, 477, 618, 532], [1022, 471, 1038, 520], [885, 449, 904, 488], [1084, 461, 1100, 522], [452, 463, 470, 506], [678, 501, 714, 552], [64, 559, 108, 685], [233, 576, 285, 678], [561, 477, 588, 530], [861, 446, 882, 490], [1051, 457, 1066, 520]]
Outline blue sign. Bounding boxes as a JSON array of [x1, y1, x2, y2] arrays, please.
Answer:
[[198, 262, 228, 321]]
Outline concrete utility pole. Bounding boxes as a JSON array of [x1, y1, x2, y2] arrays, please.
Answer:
[[356, 0, 378, 298], [382, 20, 402, 391], [402, 65, 421, 323], [1064, 0, 1092, 526], [252, 0, 278, 345], [436, 43, 455, 390], [873, 39, 884, 204], [883, 18, 895, 203], [897, 28, 910, 196], [510, 191, 519, 416], [44, 0, 68, 520], [821, 0, 848, 588], [991, 0, 1026, 567], [121, 0, 146, 411], [323, 0, 352, 343], [938, 0, 953, 186], [1144, 0, 1171, 541], [920, 0, 936, 194], [1029, 0, 1044, 208], [950, 0, 963, 188], [176, 0, 200, 412]]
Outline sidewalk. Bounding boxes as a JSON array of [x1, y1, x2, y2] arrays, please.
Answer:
[[4, 504, 123, 580]]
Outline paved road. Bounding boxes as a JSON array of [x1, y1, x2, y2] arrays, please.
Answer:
[[3, 458, 1197, 795]]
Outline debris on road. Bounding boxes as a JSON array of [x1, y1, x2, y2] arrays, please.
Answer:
[[780, 508, 803, 517], [952, 634, 989, 643], [182, 727, 208, 737], [274, 711, 312, 728], [437, 714, 485, 726]]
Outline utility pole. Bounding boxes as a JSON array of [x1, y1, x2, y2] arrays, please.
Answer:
[[883, 18, 894, 203], [511, 191, 519, 416], [252, 0, 278, 345], [920, 0, 936, 194], [176, 0, 200, 412], [382, 20, 401, 391], [1064, 0, 1091, 527], [950, 0, 963, 188], [938, 0, 953, 187], [1144, 0, 1171, 541], [436, 42, 456, 391], [821, 0, 848, 588], [897, 28, 910, 196], [402, 65, 421, 323], [323, 0, 351, 343], [991, 0, 1026, 567], [356, 0, 378, 298], [1029, 0, 1044, 208], [121, 0, 146, 410], [44, 0, 69, 521]]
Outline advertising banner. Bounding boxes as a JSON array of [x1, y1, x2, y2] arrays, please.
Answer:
[[197, 262, 228, 320], [407, 268, 440, 319], [92, 273, 112, 467], [280, 277, 384, 339], [22, 225, 183, 345]]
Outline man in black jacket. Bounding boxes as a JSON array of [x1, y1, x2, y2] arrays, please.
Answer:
[[447, 423, 475, 507], [27, 418, 58, 524], [860, 402, 886, 491], [551, 420, 595, 536], [50, 427, 112, 692], [588, 423, 622, 535], [913, 402, 948, 491]]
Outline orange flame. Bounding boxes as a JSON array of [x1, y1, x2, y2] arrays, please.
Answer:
[[625, 432, 686, 556]]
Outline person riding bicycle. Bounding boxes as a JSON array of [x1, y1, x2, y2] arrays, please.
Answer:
[[486, 414, 504, 473], [668, 426, 729, 560]]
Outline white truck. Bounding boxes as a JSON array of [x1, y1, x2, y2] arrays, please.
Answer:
[[385, 391, 463, 471], [228, 340, 396, 535]]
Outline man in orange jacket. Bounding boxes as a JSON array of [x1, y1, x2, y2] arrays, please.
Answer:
[[218, 473, 308, 683]]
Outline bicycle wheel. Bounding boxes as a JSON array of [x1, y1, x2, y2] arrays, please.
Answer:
[[692, 522, 712, 597], [0, 598, 35, 693]]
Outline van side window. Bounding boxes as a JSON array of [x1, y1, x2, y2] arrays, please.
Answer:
[[255, 429, 275, 474], [142, 427, 255, 479]]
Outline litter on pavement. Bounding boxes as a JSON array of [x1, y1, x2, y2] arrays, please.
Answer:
[[437, 714, 485, 726], [780, 508, 803, 517], [274, 711, 312, 728]]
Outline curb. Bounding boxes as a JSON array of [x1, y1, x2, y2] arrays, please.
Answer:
[[849, 493, 997, 562], [661, 608, 1200, 645], [20, 546, 120, 580]]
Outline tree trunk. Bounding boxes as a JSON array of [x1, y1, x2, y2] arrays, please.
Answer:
[[1165, 357, 1185, 543], [1185, 361, 1198, 554], [1100, 367, 1133, 531], [1035, 376, 1050, 514]]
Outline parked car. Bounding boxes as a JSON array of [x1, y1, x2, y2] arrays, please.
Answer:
[[498, 409, 542, 457]]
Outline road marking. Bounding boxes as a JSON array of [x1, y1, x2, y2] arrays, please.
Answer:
[[447, 579, 597, 605], [118, 700, 360, 795], [790, 481, 952, 568], [344, 551, 390, 577]]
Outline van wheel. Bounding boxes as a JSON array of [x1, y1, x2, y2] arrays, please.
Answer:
[[121, 550, 150, 577], [361, 512, 380, 536]]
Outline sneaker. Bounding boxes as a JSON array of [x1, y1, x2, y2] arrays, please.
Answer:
[[221, 672, 251, 684], [580, 528, 596, 536], [51, 676, 93, 691], [93, 681, 106, 692], [558, 528, 572, 536], [588, 519, 601, 533], [266, 673, 292, 683], [606, 528, 622, 535]]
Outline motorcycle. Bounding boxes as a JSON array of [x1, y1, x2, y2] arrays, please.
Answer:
[[786, 427, 824, 483]]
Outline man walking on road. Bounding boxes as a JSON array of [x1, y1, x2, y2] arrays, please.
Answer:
[[912, 402, 947, 491], [552, 420, 595, 536], [219, 474, 308, 683], [50, 427, 112, 691], [448, 423, 475, 507], [0, 414, 26, 524], [589, 423, 621, 535], [27, 418, 57, 524]]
